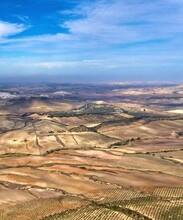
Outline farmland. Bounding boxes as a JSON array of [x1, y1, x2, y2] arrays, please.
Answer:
[[0, 83, 183, 219]]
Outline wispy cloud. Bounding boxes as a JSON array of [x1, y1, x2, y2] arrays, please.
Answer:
[[61, 0, 183, 44], [2, 0, 183, 49], [0, 0, 183, 81], [16, 15, 30, 24], [0, 20, 26, 40]]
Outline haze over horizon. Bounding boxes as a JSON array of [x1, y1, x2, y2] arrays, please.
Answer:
[[0, 0, 183, 82]]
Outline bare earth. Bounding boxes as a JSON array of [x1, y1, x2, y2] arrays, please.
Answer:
[[0, 83, 183, 219]]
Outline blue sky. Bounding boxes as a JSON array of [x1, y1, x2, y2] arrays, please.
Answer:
[[0, 0, 183, 82]]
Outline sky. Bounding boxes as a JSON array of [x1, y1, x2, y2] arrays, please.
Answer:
[[0, 0, 183, 82]]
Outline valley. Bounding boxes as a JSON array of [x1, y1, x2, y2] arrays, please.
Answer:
[[0, 82, 183, 219]]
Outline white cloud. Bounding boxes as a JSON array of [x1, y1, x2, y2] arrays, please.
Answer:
[[35, 60, 107, 69], [0, 0, 183, 80], [1, 0, 183, 48], [16, 15, 30, 24], [0, 20, 26, 39], [61, 0, 183, 44]]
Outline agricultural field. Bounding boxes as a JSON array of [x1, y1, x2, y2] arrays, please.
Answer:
[[0, 83, 183, 219]]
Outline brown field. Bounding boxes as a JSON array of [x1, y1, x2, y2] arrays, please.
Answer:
[[0, 83, 183, 219], [99, 120, 183, 140]]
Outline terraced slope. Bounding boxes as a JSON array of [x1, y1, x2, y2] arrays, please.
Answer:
[[0, 100, 183, 219]]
